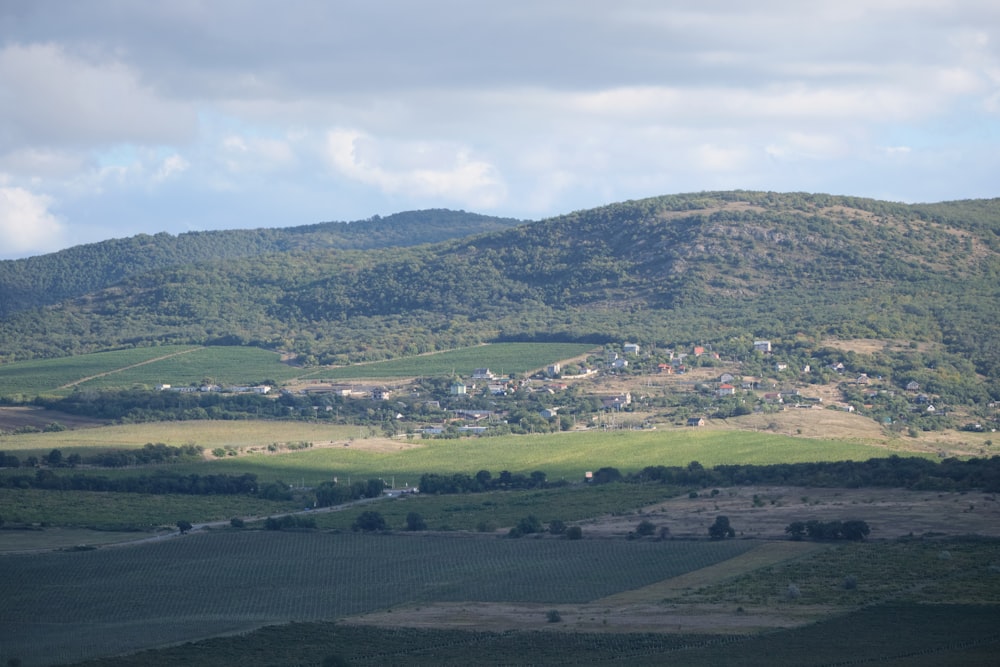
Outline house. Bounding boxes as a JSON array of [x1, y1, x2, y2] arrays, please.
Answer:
[[601, 393, 632, 409], [753, 340, 772, 353], [472, 368, 495, 380], [540, 407, 560, 419], [856, 374, 870, 385], [693, 346, 705, 357], [716, 383, 736, 397], [449, 381, 467, 395], [611, 358, 628, 369], [371, 387, 392, 401], [487, 383, 508, 396], [546, 362, 561, 376], [719, 373, 735, 384], [906, 381, 920, 391], [658, 363, 673, 374], [775, 362, 788, 372], [623, 343, 641, 355], [156, 384, 171, 391], [687, 416, 705, 427], [763, 392, 783, 404]]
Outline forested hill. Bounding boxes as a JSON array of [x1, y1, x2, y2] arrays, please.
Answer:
[[1, 191, 998, 388], [0, 209, 524, 317]]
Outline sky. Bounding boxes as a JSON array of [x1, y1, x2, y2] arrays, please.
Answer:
[[1, 1, 998, 259]]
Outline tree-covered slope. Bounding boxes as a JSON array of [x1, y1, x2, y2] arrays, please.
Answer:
[[0, 209, 524, 317], [1, 191, 997, 390]]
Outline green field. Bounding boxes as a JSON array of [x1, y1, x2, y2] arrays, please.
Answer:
[[0, 423, 894, 485], [0, 343, 597, 398], [0, 346, 201, 396], [303, 342, 597, 379], [201, 428, 891, 486]]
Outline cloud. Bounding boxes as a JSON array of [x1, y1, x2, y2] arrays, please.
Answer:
[[0, 42, 195, 152], [324, 129, 506, 208], [0, 183, 66, 256]]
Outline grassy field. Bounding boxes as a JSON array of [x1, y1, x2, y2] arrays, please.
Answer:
[[0, 487, 303, 532], [0, 423, 897, 485], [199, 428, 894, 486], [0, 346, 201, 396], [301, 342, 597, 379], [0, 343, 598, 399], [1, 424, 897, 487]]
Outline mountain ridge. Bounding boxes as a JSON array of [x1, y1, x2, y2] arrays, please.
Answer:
[[0, 191, 997, 393]]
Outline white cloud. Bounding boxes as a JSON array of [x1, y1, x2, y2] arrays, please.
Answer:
[[0, 183, 66, 256], [0, 43, 195, 152], [324, 130, 506, 208]]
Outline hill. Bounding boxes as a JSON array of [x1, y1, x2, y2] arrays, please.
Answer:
[[0, 209, 524, 317], [0, 191, 997, 395]]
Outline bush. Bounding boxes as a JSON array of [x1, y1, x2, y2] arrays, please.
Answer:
[[565, 525, 583, 540], [786, 583, 801, 600], [352, 510, 387, 532], [708, 515, 735, 539], [842, 575, 857, 590], [546, 609, 562, 623], [230, 517, 245, 529], [636, 520, 656, 537], [405, 512, 427, 531], [548, 519, 567, 535]]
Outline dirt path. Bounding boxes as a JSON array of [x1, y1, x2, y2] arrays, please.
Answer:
[[58, 346, 205, 389]]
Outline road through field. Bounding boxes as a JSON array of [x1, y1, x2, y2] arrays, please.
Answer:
[[57, 346, 205, 389]]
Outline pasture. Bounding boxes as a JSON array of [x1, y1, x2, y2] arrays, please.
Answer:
[[0, 423, 896, 485]]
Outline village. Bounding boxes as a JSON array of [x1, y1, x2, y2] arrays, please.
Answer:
[[214, 339, 965, 438]]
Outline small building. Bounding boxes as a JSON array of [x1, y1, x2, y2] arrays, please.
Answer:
[[540, 407, 560, 420], [753, 340, 772, 353], [623, 343, 641, 355], [472, 368, 495, 380], [906, 381, 920, 391], [716, 383, 736, 397], [546, 362, 561, 376], [449, 381, 467, 395], [687, 416, 706, 427], [371, 387, 392, 401], [601, 393, 632, 409]]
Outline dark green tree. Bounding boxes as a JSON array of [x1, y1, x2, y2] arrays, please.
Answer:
[[708, 515, 735, 540], [405, 512, 427, 531], [352, 510, 387, 532], [176, 520, 193, 534]]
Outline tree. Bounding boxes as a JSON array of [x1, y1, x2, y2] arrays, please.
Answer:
[[352, 510, 387, 532], [636, 520, 656, 537], [45, 449, 63, 467], [708, 515, 735, 539], [785, 521, 806, 541], [548, 519, 566, 535], [176, 520, 193, 534], [405, 512, 427, 531]]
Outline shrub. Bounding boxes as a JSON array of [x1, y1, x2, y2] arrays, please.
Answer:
[[786, 583, 801, 600], [405, 512, 427, 531], [635, 520, 656, 537], [546, 609, 562, 623], [565, 525, 583, 540], [352, 511, 387, 532], [548, 519, 567, 535], [230, 517, 245, 529]]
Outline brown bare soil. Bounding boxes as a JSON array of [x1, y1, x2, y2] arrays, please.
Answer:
[[581, 485, 1000, 540]]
